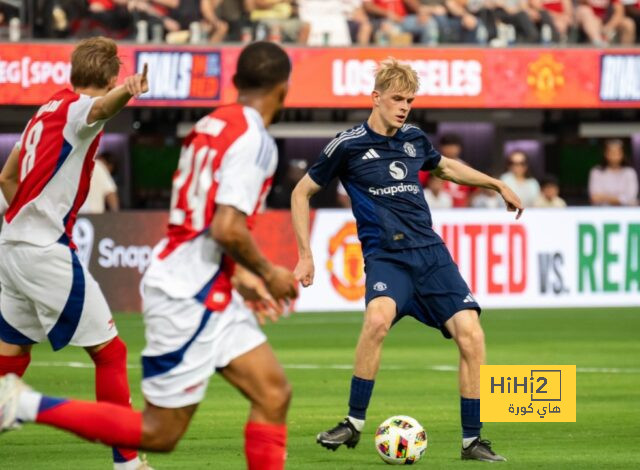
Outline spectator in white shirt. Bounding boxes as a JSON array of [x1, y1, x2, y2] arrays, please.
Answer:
[[424, 175, 453, 209], [500, 150, 540, 207], [589, 139, 639, 206], [80, 153, 120, 214]]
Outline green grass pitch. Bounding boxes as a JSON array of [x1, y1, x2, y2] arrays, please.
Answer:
[[2, 308, 639, 469]]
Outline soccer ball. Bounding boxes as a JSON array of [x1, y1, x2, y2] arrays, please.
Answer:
[[374, 415, 427, 465]]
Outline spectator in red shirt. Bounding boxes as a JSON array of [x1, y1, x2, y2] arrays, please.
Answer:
[[576, 0, 635, 45], [87, 0, 133, 33]]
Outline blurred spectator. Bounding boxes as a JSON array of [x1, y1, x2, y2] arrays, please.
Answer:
[[0, 2, 19, 26], [588, 139, 639, 206], [251, 0, 310, 44], [494, 0, 540, 42], [424, 175, 454, 208], [299, 0, 372, 45], [437, 133, 474, 207], [80, 153, 120, 214], [500, 150, 540, 207], [167, 0, 228, 42], [471, 187, 502, 208], [534, 174, 567, 207], [336, 181, 352, 207], [576, 0, 635, 45], [216, 0, 253, 41], [363, 0, 440, 44], [437, 0, 480, 43], [623, 0, 640, 41], [299, 0, 353, 45], [525, 0, 560, 41], [87, 0, 132, 33], [347, 0, 374, 44], [128, 0, 181, 37], [538, 0, 573, 41]]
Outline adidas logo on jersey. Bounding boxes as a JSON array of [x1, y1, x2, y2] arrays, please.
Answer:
[[362, 149, 381, 160], [463, 293, 476, 303]]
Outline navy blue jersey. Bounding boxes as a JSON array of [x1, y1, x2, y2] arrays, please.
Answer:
[[308, 121, 444, 257]]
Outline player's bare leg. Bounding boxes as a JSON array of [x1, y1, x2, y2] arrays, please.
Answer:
[[317, 296, 396, 451], [139, 402, 198, 452], [220, 342, 290, 470], [446, 309, 505, 462], [0, 369, 199, 453]]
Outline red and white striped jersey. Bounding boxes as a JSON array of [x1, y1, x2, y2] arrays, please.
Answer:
[[142, 104, 278, 311], [0, 89, 104, 249]]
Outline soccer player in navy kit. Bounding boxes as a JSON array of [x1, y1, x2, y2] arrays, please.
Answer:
[[291, 59, 523, 462]]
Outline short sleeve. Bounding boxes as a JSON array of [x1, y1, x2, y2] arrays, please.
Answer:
[[68, 94, 106, 140], [308, 137, 349, 187], [215, 131, 276, 215], [420, 135, 442, 171]]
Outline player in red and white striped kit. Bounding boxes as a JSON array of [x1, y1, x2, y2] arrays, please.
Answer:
[[0, 41, 298, 470], [0, 37, 149, 470]]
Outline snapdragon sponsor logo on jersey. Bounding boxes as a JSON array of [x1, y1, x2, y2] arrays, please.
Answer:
[[369, 183, 421, 197], [389, 161, 408, 180], [136, 51, 221, 100], [326, 221, 365, 301], [332, 59, 482, 97], [0, 56, 70, 89], [599, 55, 640, 101]]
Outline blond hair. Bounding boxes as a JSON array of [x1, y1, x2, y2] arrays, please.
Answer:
[[70, 37, 121, 89], [374, 58, 419, 94]]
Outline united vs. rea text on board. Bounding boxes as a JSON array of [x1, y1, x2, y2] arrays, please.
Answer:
[[480, 365, 576, 422]]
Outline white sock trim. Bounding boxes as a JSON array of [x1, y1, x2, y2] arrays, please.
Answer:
[[462, 436, 478, 449], [16, 389, 42, 423], [113, 456, 141, 470], [347, 416, 365, 432]]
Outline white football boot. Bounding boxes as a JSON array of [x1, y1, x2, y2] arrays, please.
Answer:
[[0, 373, 27, 432]]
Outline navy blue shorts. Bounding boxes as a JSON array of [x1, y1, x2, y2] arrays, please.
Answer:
[[364, 243, 481, 338]]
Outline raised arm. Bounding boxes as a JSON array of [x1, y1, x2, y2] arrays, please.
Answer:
[[87, 64, 148, 124], [432, 156, 524, 218], [291, 173, 322, 286], [0, 145, 21, 204]]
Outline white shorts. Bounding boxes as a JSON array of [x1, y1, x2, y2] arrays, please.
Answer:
[[140, 287, 266, 408], [0, 241, 117, 350]]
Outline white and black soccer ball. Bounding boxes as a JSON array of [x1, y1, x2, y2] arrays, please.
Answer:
[[374, 415, 427, 465]]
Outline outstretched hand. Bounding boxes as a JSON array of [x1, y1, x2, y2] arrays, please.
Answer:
[[294, 257, 315, 287], [499, 183, 524, 220], [125, 63, 149, 98], [233, 268, 284, 325]]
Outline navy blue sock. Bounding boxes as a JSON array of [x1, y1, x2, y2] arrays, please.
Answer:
[[348, 376, 375, 420], [461, 397, 482, 439]]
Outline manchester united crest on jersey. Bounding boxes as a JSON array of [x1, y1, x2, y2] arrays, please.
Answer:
[[403, 142, 416, 157]]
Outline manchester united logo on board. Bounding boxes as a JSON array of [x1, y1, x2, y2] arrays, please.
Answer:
[[326, 221, 365, 301]]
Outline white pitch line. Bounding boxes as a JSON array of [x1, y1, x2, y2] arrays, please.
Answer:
[[29, 361, 640, 374]]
